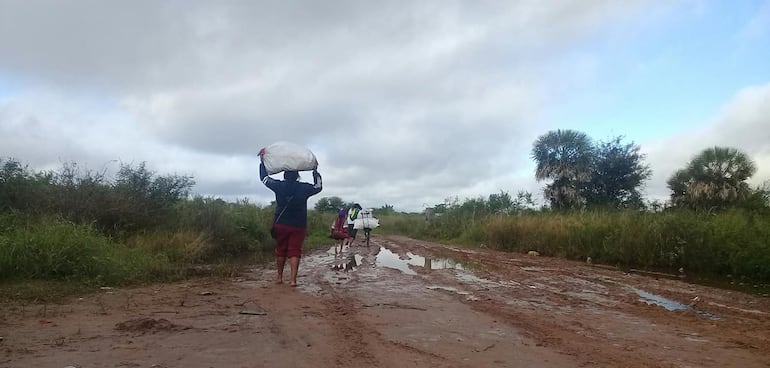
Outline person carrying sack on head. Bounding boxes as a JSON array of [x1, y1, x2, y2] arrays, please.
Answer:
[[259, 148, 322, 287]]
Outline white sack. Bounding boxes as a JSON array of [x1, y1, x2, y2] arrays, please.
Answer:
[[261, 141, 318, 175], [354, 210, 380, 229]]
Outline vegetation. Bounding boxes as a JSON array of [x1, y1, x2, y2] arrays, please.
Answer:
[[584, 137, 651, 209], [3, 134, 770, 300], [532, 129, 594, 209], [667, 146, 763, 211], [0, 158, 280, 293], [531, 130, 652, 210], [377, 198, 770, 283], [314, 196, 346, 213]]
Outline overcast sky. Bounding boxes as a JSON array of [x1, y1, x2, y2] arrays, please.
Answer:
[[1, 0, 769, 212]]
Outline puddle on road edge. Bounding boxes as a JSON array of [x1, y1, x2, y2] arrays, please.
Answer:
[[633, 288, 720, 320], [331, 254, 364, 272], [375, 247, 465, 275]]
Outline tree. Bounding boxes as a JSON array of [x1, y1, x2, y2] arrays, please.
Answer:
[[667, 146, 757, 210], [376, 204, 396, 215], [584, 137, 651, 209], [487, 191, 514, 214], [314, 196, 346, 212], [531, 129, 594, 209]]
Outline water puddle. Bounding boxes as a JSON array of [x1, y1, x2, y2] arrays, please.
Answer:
[[635, 289, 689, 311], [376, 247, 417, 275], [633, 289, 720, 320], [375, 247, 466, 275], [405, 252, 465, 270], [332, 254, 364, 272]]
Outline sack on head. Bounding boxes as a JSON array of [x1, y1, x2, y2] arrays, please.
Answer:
[[261, 141, 318, 175]]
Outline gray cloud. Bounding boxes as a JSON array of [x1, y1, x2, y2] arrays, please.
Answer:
[[643, 83, 770, 202], [3, 0, 724, 212]]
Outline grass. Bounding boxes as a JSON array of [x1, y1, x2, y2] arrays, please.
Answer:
[[416, 209, 770, 284], [3, 157, 768, 301]]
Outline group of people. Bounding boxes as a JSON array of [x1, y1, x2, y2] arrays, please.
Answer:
[[258, 149, 378, 287], [331, 203, 377, 254]]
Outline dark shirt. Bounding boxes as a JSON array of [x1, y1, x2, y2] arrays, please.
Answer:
[[260, 163, 322, 228]]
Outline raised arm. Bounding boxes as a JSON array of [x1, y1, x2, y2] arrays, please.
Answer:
[[309, 169, 323, 196]]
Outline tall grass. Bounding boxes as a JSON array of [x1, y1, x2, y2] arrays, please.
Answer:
[[0, 215, 181, 285], [453, 210, 768, 282], [3, 156, 767, 291], [0, 158, 283, 292]]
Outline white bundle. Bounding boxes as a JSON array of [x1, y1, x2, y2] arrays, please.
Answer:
[[261, 141, 318, 175], [353, 210, 380, 229]]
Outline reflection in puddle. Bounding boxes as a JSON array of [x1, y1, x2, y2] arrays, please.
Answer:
[[332, 254, 364, 272], [405, 252, 465, 270], [635, 289, 689, 311], [633, 289, 720, 320], [375, 247, 465, 275], [376, 247, 417, 275]]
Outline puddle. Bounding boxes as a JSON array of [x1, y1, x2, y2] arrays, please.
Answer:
[[405, 252, 465, 270], [376, 247, 417, 275], [633, 289, 720, 320], [635, 289, 689, 311], [375, 247, 466, 275], [332, 254, 364, 272]]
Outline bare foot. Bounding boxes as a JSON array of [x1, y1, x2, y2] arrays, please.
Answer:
[[274, 276, 283, 284], [289, 282, 298, 287]]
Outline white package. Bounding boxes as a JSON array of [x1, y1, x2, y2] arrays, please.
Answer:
[[261, 141, 318, 175], [354, 210, 380, 229]]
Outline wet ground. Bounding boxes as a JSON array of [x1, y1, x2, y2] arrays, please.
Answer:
[[1, 235, 769, 367]]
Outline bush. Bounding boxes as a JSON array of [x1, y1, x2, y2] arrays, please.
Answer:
[[0, 215, 179, 285]]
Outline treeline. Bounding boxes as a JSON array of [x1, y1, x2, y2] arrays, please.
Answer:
[[370, 131, 770, 284], [531, 130, 769, 211], [0, 158, 279, 286]]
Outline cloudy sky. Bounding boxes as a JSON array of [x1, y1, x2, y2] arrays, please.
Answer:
[[1, 0, 769, 212]]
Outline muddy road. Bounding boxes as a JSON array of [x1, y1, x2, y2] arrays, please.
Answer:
[[2, 235, 769, 368]]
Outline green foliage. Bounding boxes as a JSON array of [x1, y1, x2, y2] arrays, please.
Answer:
[[416, 201, 770, 282], [584, 137, 651, 209], [0, 158, 196, 236], [668, 146, 759, 211], [530, 133, 652, 210], [108, 162, 195, 233], [0, 215, 180, 285], [376, 204, 396, 215], [531, 129, 595, 209], [305, 210, 337, 249], [0, 158, 280, 292], [391, 194, 770, 283], [314, 196, 346, 212], [0, 158, 53, 213]]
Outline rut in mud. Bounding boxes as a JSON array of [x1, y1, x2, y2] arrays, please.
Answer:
[[2, 235, 769, 368]]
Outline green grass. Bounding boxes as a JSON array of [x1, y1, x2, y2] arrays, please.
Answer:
[[415, 209, 770, 283], [0, 216, 184, 285]]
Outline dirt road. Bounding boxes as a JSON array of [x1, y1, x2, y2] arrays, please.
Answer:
[[2, 235, 769, 368]]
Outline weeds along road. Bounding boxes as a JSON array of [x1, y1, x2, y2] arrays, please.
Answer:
[[2, 235, 769, 368]]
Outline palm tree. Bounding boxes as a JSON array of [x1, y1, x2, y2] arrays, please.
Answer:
[[667, 146, 757, 210], [531, 129, 594, 209]]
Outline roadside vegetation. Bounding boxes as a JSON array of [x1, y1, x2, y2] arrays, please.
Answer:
[[2, 130, 769, 301], [0, 158, 319, 301]]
